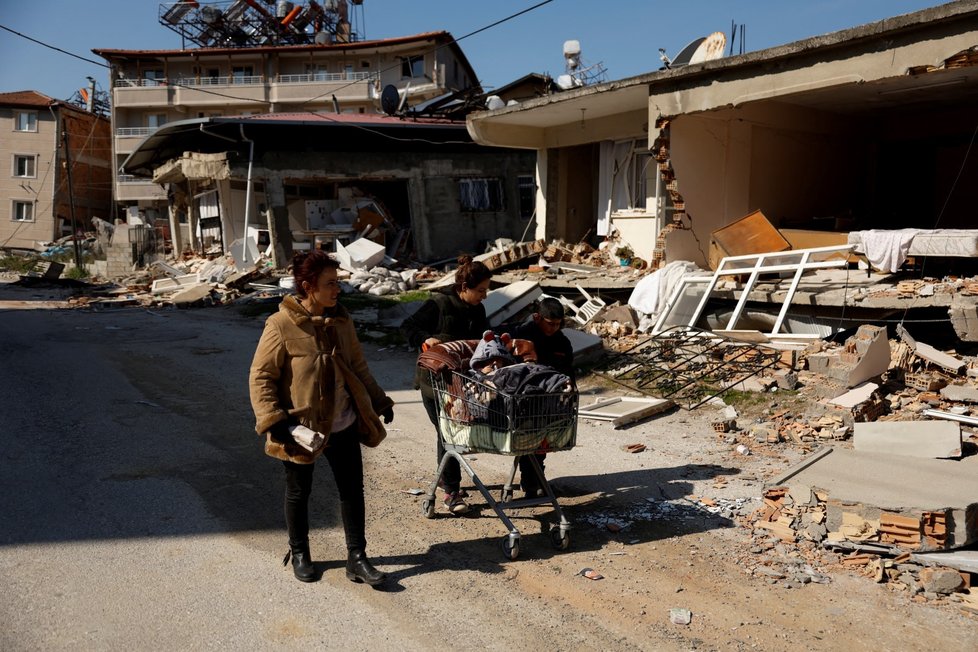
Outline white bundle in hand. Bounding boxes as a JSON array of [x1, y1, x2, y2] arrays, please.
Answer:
[[289, 424, 326, 452]]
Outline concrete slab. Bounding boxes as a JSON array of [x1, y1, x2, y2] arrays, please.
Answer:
[[171, 284, 214, 306], [562, 327, 603, 364], [914, 341, 966, 374], [780, 447, 978, 548], [845, 325, 890, 388], [151, 274, 201, 295], [853, 420, 962, 459], [827, 382, 879, 408], [940, 384, 978, 403], [911, 549, 978, 573], [483, 280, 542, 328]]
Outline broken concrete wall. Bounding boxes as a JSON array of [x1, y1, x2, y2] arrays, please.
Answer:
[[253, 147, 535, 262]]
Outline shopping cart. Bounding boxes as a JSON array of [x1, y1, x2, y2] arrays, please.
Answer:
[[422, 367, 578, 560]]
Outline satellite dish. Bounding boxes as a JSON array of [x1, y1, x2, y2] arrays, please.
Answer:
[[689, 32, 727, 65], [380, 84, 400, 115], [670, 37, 706, 67], [314, 31, 330, 45], [486, 95, 505, 110]]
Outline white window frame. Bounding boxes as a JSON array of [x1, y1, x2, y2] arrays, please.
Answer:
[[12, 154, 37, 178], [11, 200, 35, 222], [610, 139, 652, 214], [14, 111, 37, 132]]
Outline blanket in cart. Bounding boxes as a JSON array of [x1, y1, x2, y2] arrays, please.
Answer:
[[436, 363, 577, 455]]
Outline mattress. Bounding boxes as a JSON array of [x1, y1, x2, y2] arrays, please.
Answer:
[[847, 229, 978, 272]]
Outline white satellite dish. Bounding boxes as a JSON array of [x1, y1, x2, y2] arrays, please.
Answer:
[[486, 95, 505, 110], [563, 39, 582, 70], [689, 32, 727, 65]]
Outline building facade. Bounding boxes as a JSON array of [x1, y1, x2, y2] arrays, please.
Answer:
[[94, 31, 479, 228], [0, 91, 112, 252]]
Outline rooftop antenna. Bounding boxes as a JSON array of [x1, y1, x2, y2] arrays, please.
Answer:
[[556, 39, 607, 90]]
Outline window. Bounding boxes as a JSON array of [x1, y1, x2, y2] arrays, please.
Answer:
[[142, 69, 165, 86], [147, 113, 167, 128], [14, 111, 37, 132], [360, 60, 370, 69], [610, 139, 652, 212], [517, 175, 536, 219], [459, 178, 505, 212], [13, 155, 36, 178], [12, 200, 34, 222], [401, 56, 425, 78], [232, 66, 254, 83]]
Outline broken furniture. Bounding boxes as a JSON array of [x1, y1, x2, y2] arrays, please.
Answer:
[[559, 284, 607, 326], [673, 245, 854, 340], [707, 209, 791, 271], [592, 326, 784, 409]]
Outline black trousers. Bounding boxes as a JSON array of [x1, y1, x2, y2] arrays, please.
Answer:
[[422, 392, 461, 493], [283, 423, 366, 553], [518, 453, 547, 491]]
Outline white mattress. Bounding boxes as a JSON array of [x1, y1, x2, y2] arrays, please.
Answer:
[[847, 229, 978, 272]]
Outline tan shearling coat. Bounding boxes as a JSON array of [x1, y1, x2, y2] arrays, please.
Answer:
[[249, 294, 394, 463]]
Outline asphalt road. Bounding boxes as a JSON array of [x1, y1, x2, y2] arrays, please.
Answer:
[[2, 282, 975, 651]]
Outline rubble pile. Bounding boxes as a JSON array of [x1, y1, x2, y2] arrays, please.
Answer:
[[345, 267, 419, 296], [746, 486, 977, 611]]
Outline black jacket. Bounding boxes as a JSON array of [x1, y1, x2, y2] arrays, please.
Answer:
[[513, 320, 575, 379], [401, 289, 490, 395]]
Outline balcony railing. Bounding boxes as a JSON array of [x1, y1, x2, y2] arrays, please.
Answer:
[[278, 71, 375, 83], [177, 75, 264, 86], [115, 72, 376, 88], [116, 127, 158, 137]]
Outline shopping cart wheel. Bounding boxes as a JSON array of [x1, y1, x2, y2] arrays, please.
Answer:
[[421, 498, 435, 519], [549, 526, 570, 550], [502, 535, 520, 560]]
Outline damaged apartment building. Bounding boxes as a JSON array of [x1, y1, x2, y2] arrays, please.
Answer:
[[467, 1, 978, 340], [95, 2, 535, 265]]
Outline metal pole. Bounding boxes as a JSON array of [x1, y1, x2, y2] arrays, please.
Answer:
[[61, 126, 83, 270], [240, 125, 255, 267]]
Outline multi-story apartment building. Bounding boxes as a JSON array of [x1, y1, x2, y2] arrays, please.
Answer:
[[0, 91, 112, 252], [94, 30, 479, 227]]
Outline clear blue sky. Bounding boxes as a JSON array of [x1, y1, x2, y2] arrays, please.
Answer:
[[0, 0, 949, 101]]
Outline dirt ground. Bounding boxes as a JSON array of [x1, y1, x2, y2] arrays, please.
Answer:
[[1, 281, 975, 651]]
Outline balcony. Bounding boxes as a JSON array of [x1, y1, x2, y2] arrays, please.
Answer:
[[115, 175, 166, 201]]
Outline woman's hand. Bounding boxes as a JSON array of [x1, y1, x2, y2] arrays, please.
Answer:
[[380, 407, 394, 424], [423, 337, 442, 350], [268, 420, 294, 444]]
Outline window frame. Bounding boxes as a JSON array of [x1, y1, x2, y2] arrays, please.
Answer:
[[401, 55, 425, 79], [458, 177, 505, 212], [12, 154, 37, 178], [14, 111, 38, 133], [610, 138, 653, 214], [11, 200, 35, 222]]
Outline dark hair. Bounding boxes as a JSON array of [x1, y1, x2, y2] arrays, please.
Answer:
[[537, 297, 565, 321], [453, 254, 492, 293], [292, 249, 340, 297]]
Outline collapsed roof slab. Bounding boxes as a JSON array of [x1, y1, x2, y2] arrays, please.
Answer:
[[779, 447, 978, 549]]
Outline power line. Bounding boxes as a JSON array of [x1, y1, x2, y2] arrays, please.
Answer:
[[0, 23, 109, 68]]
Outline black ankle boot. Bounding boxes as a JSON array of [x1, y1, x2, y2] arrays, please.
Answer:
[[345, 549, 386, 586], [284, 543, 317, 582]]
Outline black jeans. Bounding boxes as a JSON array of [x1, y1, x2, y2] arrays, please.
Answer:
[[518, 453, 547, 491], [283, 423, 366, 553], [422, 392, 461, 493]]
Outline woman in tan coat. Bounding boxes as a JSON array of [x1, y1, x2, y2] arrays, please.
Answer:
[[250, 250, 394, 585]]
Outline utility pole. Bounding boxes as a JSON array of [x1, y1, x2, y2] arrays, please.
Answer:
[[61, 126, 83, 271]]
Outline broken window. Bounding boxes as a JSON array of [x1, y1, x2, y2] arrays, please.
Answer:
[[401, 56, 425, 79], [458, 178, 504, 212], [611, 139, 651, 212]]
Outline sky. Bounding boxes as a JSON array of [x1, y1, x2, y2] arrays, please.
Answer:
[[0, 0, 952, 102]]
